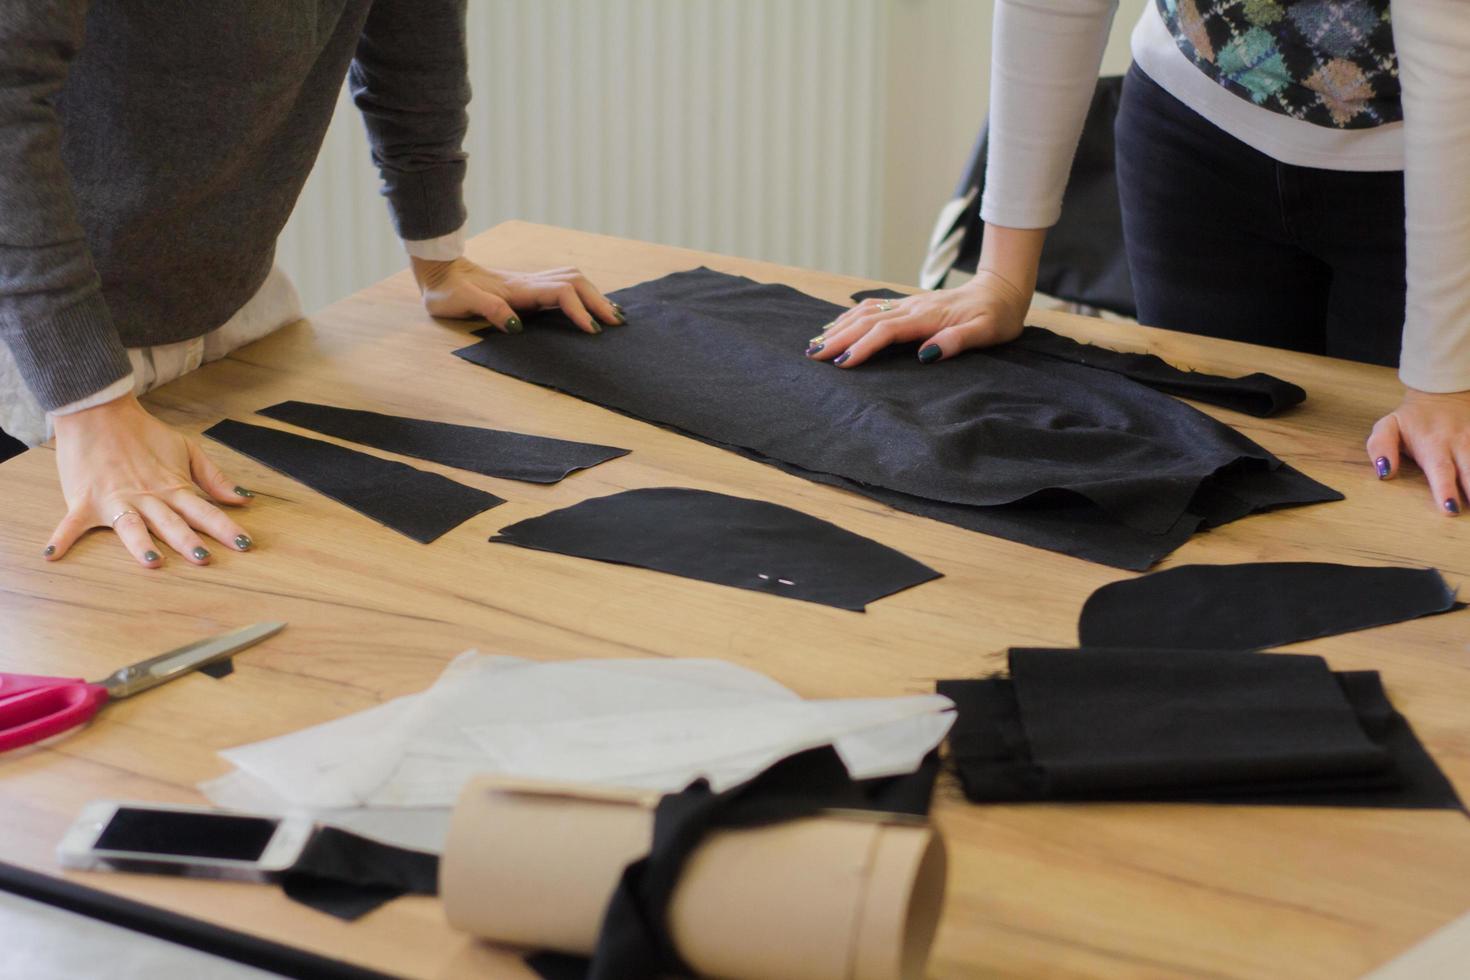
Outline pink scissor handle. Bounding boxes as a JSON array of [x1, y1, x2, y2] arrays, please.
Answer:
[[0, 673, 84, 699], [0, 682, 110, 752]]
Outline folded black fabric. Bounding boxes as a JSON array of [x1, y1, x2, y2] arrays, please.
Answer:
[[279, 827, 438, 921], [454, 267, 1338, 569], [1078, 563, 1462, 650], [849, 288, 1305, 417], [257, 400, 629, 484], [205, 419, 503, 543], [939, 648, 1463, 809], [490, 487, 941, 611], [525, 748, 939, 980]]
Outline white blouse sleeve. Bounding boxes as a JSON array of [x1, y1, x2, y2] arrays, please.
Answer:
[[979, 0, 1120, 230], [1393, 0, 1470, 393]]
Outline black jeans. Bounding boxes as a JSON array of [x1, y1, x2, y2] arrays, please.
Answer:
[[1114, 64, 1406, 366]]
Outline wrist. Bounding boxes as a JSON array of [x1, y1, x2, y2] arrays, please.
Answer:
[[52, 391, 142, 436], [974, 223, 1045, 301]]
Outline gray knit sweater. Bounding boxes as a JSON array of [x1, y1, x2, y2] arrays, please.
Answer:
[[0, 1, 469, 412]]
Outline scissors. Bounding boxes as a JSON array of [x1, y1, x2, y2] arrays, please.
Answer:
[[0, 622, 285, 752]]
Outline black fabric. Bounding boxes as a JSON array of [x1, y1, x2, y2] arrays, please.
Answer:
[[1078, 563, 1462, 651], [939, 649, 1463, 809], [0, 860, 391, 980], [453, 267, 1340, 570], [279, 827, 438, 922], [526, 748, 939, 980], [490, 487, 941, 611], [851, 289, 1305, 418], [205, 419, 502, 544], [258, 400, 629, 483], [199, 658, 234, 680], [0, 426, 25, 464]]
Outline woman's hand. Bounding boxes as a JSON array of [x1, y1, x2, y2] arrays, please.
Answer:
[[45, 394, 254, 567], [1367, 388, 1470, 515], [411, 257, 624, 334], [805, 270, 1032, 368]]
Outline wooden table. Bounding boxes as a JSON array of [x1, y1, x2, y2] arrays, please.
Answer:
[[2, 222, 1467, 979]]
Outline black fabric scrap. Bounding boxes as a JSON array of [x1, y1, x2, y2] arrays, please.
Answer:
[[279, 827, 438, 921], [453, 267, 1339, 569], [205, 419, 502, 544], [199, 658, 234, 680], [525, 748, 939, 980], [939, 648, 1463, 809], [258, 400, 629, 484], [849, 288, 1305, 417], [490, 487, 942, 611], [1078, 563, 1463, 650]]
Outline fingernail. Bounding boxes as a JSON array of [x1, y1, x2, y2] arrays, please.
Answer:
[[918, 345, 942, 364], [612, 304, 628, 324], [234, 534, 252, 552], [1446, 499, 1461, 516], [833, 351, 852, 366], [43, 545, 55, 557], [504, 316, 523, 334], [805, 343, 825, 356], [233, 486, 255, 498], [588, 322, 603, 334], [191, 546, 211, 561], [144, 550, 160, 563], [1374, 457, 1391, 479]]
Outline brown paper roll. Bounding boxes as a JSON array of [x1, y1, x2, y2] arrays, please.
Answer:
[[441, 779, 947, 980]]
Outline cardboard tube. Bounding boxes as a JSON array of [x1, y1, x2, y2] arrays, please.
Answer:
[[442, 779, 947, 980]]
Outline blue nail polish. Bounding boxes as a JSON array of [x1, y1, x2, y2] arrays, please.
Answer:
[[1374, 457, 1391, 479], [805, 343, 825, 356], [918, 345, 942, 364], [1446, 499, 1461, 516], [833, 351, 851, 366]]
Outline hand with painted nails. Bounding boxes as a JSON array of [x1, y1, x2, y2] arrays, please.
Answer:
[[45, 394, 254, 568], [411, 256, 624, 335], [1366, 387, 1470, 516], [805, 270, 1031, 369]]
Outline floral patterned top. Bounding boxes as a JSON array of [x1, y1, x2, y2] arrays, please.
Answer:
[[1156, 0, 1400, 128]]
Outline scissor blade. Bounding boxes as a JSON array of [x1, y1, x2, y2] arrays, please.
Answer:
[[102, 622, 286, 698]]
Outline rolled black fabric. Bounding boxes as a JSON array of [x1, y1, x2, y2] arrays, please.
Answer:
[[279, 827, 439, 922], [490, 487, 942, 611], [205, 419, 503, 544], [850, 288, 1305, 417], [454, 267, 1339, 569], [258, 400, 629, 484], [939, 649, 1463, 809], [1078, 563, 1462, 650], [525, 749, 940, 980]]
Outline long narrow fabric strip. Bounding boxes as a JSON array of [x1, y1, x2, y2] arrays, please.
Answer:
[[490, 487, 942, 611], [205, 419, 502, 543], [938, 648, 1463, 809], [453, 267, 1339, 569], [258, 400, 629, 484], [1078, 563, 1462, 650]]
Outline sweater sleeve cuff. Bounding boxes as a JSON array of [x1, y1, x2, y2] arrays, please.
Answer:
[[3, 292, 134, 412], [384, 164, 468, 242], [403, 223, 467, 261], [47, 372, 136, 417]]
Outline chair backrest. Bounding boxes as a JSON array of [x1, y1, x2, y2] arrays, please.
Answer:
[[921, 75, 1135, 319]]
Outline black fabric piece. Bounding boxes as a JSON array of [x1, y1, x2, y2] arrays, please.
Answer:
[[258, 400, 629, 484], [205, 419, 503, 544], [0, 860, 392, 980], [939, 649, 1463, 809], [279, 827, 438, 921], [453, 267, 1339, 570], [851, 288, 1305, 417], [1078, 563, 1462, 650], [527, 748, 940, 980], [490, 487, 941, 611], [198, 658, 234, 680]]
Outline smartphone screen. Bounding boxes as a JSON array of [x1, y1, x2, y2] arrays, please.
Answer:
[[94, 807, 281, 861]]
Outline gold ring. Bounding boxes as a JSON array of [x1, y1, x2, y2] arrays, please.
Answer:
[[108, 509, 141, 529]]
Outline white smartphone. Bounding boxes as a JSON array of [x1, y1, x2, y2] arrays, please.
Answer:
[[56, 801, 314, 882]]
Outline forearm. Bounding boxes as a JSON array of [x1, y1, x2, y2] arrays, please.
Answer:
[[974, 224, 1048, 299]]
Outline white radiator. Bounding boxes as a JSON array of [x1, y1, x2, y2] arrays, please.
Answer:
[[277, 0, 886, 314]]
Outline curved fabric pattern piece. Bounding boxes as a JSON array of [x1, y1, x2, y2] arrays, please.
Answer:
[[938, 649, 1463, 809], [454, 268, 1339, 569], [1078, 563, 1462, 650], [280, 827, 438, 921], [851, 288, 1305, 417], [205, 419, 502, 544], [257, 400, 629, 484], [490, 487, 941, 611]]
